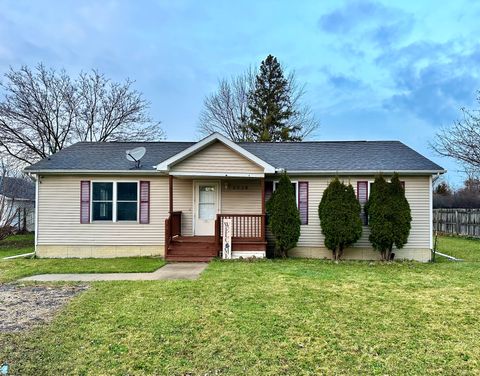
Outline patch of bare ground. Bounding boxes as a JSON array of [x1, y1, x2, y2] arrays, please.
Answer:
[[0, 284, 87, 332]]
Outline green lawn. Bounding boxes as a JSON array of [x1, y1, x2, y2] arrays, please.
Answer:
[[0, 236, 479, 375], [0, 233, 35, 258], [0, 234, 165, 283], [436, 235, 480, 262]]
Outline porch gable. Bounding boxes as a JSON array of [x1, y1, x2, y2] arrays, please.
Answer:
[[155, 133, 276, 176]]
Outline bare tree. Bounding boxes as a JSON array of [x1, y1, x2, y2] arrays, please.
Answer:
[[199, 68, 254, 141], [433, 92, 480, 172], [198, 65, 319, 141], [74, 70, 163, 142], [0, 64, 164, 165]]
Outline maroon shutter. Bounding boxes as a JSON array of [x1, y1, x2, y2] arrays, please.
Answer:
[[401, 181, 405, 190], [80, 181, 90, 224], [265, 181, 273, 201], [139, 181, 150, 224], [357, 181, 368, 203], [357, 181, 368, 225], [298, 182, 309, 225]]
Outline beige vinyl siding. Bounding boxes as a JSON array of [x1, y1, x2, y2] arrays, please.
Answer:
[[290, 175, 431, 250], [221, 179, 262, 214], [37, 175, 168, 246], [171, 178, 263, 236], [171, 141, 263, 174], [172, 178, 193, 236]]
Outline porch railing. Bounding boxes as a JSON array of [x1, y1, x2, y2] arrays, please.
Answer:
[[215, 214, 266, 245], [165, 211, 182, 251]]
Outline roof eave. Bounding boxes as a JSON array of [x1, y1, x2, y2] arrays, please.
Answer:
[[271, 169, 447, 176], [24, 169, 163, 175]]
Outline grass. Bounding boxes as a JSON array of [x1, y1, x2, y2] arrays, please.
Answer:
[[0, 233, 35, 258], [435, 235, 480, 262], [0, 236, 479, 374], [0, 234, 165, 283]]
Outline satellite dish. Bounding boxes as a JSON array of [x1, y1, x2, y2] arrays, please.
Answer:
[[126, 147, 146, 168]]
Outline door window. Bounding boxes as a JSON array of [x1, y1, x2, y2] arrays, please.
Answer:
[[198, 185, 216, 220]]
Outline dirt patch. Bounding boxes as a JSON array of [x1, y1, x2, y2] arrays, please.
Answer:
[[0, 284, 88, 332]]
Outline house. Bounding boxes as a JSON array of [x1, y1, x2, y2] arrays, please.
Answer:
[[24, 133, 445, 262], [0, 176, 36, 232]]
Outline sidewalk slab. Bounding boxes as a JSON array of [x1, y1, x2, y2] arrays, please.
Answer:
[[20, 262, 208, 282]]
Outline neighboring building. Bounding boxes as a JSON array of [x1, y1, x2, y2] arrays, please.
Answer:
[[25, 133, 445, 261], [0, 176, 35, 232]]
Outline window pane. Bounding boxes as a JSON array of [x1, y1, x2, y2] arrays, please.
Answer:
[[92, 183, 113, 201], [117, 202, 137, 221], [199, 186, 216, 204], [199, 203, 215, 220], [92, 202, 113, 221], [117, 182, 137, 201]]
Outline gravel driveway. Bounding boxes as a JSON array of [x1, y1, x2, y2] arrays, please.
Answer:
[[0, 284, 87, 332]]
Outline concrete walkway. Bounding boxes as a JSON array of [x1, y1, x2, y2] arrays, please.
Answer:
[[20, 263, 208, 282]]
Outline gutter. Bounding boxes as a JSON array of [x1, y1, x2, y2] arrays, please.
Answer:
[[24, 169, 447, 176], [24, 169, 164, 175], [279, 169, 447, 176]]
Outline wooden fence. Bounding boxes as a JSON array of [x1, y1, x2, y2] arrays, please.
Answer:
[[433, 209, 480, 237]]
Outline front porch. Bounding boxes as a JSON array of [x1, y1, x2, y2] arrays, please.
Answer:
[[164, 176, 267, 261]]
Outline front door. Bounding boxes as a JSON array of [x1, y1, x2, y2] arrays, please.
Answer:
[[194, 181, 219, 236]]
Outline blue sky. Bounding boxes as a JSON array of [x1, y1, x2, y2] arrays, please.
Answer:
[[1, 0, 479, 186]]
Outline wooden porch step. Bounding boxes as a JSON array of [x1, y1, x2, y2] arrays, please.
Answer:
[[172, 236, 215, 243], [167, 235, 218, 261], [167, 248, 217, 256], [166, 255, 215, 262]]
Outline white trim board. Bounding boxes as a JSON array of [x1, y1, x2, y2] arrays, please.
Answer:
[[155, 133, 276, 174], [171, 171, 264, 178]]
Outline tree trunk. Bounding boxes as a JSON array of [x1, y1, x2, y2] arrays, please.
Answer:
[[22, 207, 27, 232], [387, 244, 393, 261], [338, 245, 344, 260], [332, 249, 337, 260]]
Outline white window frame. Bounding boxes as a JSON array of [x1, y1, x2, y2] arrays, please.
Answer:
[[273, 180, 299, 207], [90, 180, 140, 223]]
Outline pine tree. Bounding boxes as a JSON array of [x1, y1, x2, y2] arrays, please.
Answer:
[[318, 177, 363, 260], [266, 172, 301, 258], [243, 55, 301, 141], [366, 174, 412, 260]]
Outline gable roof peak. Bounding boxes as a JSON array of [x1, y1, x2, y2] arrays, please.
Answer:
[[155, 132, 276, 173]]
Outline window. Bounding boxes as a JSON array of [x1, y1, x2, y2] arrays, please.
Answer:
[[91, 182, 138, 222], [117, 182, 138, 221], [198, 185, 217, 220], [271, 180, 309, 225], [92, 182, 113, 221]]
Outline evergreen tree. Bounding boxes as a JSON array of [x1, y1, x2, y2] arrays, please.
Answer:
[[266, 172, 301, 258], [243, 55, 301, 141], [390, 173, 412, 255], [366, 174, 412, 260], [318, 177, 362, 260]]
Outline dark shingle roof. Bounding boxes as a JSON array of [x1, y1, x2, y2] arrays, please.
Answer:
[[25, 142, 195, 172], [0, 177, 35, 200], [25, 140, 444, 173], [239, 141, 444, 172]]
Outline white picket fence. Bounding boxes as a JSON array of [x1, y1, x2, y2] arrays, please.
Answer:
[[433, 208, 480, 238]]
